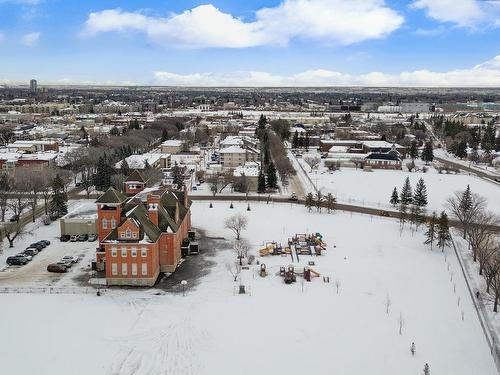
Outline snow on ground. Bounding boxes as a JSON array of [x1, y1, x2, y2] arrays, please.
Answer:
[[295, 153, 500, 213], [0, 201, 496, 375]]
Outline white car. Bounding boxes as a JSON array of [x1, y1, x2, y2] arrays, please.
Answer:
[[16, 253, 32, 261], [62, 255, 79, 264]]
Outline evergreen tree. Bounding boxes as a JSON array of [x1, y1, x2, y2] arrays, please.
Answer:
[[258, 114, 267, 129], [263, 147, 270, 167], [459, 184, 473, 213], [292, 130, 299, 149], [400, 177, 413, 205], [305, 193, 314, 212], [409, 140, 418, 160], [110, 126, 120, 136], [120, 159, 130, 176], [315, 190, 323, 212], [413, 178, 428, 207], [326, 193, 336, 213], [390, 187, 400, 207], [455, 140, 467, 158], [94, 156, 113, 191], [161, 128, 168, 142], [423, 363, 430, 375], [257, 172, 266, 193], [304, 133, 310, 151], [266, 162, 278, 190], [410, 204, 425, 230], [171, 163, 184, 189], [421, 141, 434, 164], [50, 174, 68, 218], [424, 212, 438, 249], [437, 211, 451, 252]]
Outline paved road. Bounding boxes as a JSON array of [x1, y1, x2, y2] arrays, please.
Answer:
[[435, 156, 500, 182]]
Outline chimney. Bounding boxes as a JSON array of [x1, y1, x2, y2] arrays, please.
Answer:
[[147, 194, 160, 227], [183, 184, 189, 207], [175, 201, 180, 223]]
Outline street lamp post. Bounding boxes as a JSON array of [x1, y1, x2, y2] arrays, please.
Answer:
[[181, 280, 187, 296]]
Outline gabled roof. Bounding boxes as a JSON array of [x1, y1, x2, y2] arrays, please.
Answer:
[[125, 170, 146, 183], [95, 188, 128, 204]]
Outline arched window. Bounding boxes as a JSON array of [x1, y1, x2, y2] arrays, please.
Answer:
[[111, 218, 117, 229], [102, 219, 108, 229], [126, 229, 132, 238]]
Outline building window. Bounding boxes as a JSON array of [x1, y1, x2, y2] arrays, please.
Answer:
[[120, 232, 125, 239], [111, 218, 117, 229], [111, 247, 117, 257], [141, 248, 147, 257], [132, 232, 137, 239], [131, 247, 137, 257], [102, 219, 108, 229], [126, 229, 132, 238], [122, 263, 128, 276], [121, 247, 127, 257], [111, 263, 118, 275], [131, 263, 138, 276], [141, 263, 148, 276]]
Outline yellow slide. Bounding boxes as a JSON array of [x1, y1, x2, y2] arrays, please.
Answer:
[[309, 268, 321, 277]]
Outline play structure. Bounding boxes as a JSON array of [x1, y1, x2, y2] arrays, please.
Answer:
[[289, 233, 327, 256], [278, 265, 321, 284], [259, 242, 291, 256]]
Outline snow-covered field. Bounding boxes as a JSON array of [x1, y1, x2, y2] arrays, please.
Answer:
[[296, 156, 500, 213], [0, 201, 496, 375]]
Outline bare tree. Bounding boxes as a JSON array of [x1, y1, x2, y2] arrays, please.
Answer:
[[447, 189, 486, 239], [0, 172, 11, 222], [482, 244, 500, 294], [2, 220, 29, 248], [335, 279, 341, 294], [207, 174, 221, 197], [467, 211, 499, 263], [226, 261, 241, 282], [304, 155, 321, 172], [224, 213, 248, 240], [233, 239, 250, 266], [385, 293, 392, 315]]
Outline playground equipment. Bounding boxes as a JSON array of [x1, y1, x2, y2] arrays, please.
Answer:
[[259, 241, 289, 256], [288, 233, 327, 256], [260, 264, 268, 277]]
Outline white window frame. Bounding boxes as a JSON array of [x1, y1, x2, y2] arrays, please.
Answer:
[[122, 263, 128, 276], [102, 219, 108, 229], [131, 263, 138, 276], [132, 232, 137, 239], [126, 229, 132, 239], [111, 263, 118, 275], [111, 218, 117, 229], [141, 263, 148, 276], [121, 247, 127, 257], [111, 247, 117, 257], [120, 232, 125, 239], [141, 247, 147, 257], [131, 247, 137, 257]]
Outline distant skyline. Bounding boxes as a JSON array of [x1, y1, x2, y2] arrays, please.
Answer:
[[0, 0, 499, 86]]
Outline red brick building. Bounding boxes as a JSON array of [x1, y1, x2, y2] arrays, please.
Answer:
[[95, 174, 191, 286]]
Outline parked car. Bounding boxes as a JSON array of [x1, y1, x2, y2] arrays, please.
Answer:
[[6, 256, 28, 266], [16, 253, 32, 262], [87, 234, 97, 242], [70, 235, 78, 242], [61, 255, 79, 264], [78, 234, 88, 241], [289, 192, 298, 201], [34, 241, 47, 248], [9, 215, 19, 222], [39, 240, 51, 246], [60, 235, 70, 242], [42, 215, 51, 225], [24, 248, 38, 257], [57, 259, 72, 268], [47, 263, 68, 273], [29, 243, 44, 251]]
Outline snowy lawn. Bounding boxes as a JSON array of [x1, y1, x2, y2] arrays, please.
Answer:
[[0, 201, 496, 375], [299, 158, 500, 213]]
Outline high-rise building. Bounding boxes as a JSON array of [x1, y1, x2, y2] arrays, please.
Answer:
[[30, 79, 37, 94]]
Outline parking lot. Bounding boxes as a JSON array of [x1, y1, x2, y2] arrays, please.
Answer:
[[0, 201, 98, 288]]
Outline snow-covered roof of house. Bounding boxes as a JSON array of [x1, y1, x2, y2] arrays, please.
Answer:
[[233, 161, 260, 177], [162, 140, 183, 147], [219, 145, 255, 154], [116, 153, 167, 169], [361, 141, 404, 149]]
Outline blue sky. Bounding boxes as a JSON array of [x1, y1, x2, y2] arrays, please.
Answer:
[[0, 0, 499, 86]]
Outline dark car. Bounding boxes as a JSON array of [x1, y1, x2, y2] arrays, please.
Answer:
[[30, 243, 44, 251], [6, 256, 28, 266], [78, 234, 88, 241], [47, 263, 68, 273], [39, 240, 51, 246], [9, 215, 19, 222], [60, 235, 70, 242]]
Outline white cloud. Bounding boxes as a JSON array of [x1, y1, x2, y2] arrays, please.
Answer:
[[153, 55, 500, 87], [411, 0, 500, 28], [21, 31, 40, 46], [81, 0, 403, 48]]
